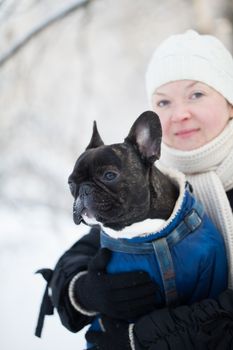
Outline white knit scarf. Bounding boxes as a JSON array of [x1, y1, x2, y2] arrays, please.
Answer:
[[158, 119, 233, 288]]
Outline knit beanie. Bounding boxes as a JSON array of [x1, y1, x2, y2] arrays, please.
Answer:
[[145, 30, 233, 105]]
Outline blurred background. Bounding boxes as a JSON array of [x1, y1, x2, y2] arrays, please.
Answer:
[[1, 0, 233, 349]]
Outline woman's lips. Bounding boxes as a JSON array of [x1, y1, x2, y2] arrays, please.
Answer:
[[175, 128, 200, 138]]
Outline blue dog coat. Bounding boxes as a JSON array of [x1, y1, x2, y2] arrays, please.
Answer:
[[88, 171, 228, 345], [100, 186, 227, 306]]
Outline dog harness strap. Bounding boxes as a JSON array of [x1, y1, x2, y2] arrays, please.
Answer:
[[151, 199, 204, 305], [152, 238, 177, 305], [167, 199, 204, 248]]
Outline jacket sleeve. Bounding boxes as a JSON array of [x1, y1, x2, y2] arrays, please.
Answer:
[[133, 289, 233, 350], [49, 226, 101, 332]]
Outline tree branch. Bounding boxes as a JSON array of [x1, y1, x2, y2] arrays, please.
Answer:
[[0, 0, 91, 68]]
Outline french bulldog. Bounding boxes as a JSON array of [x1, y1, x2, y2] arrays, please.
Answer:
[[68, 111, 227, 307], [68, 111, 179, 234]]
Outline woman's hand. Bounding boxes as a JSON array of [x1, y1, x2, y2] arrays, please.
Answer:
[[74, 248, 159, 319], [85, 316, 134, 350]]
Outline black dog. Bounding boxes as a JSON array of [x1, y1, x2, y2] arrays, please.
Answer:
[[69, 112, 178, 232], [68, 111, 227, 308]]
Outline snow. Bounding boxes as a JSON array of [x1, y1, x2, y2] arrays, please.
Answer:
[[0, 205, 89, 350], [2, 1, 228, 349]]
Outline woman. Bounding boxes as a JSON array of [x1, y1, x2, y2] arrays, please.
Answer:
[[36, 30, 233, 349]]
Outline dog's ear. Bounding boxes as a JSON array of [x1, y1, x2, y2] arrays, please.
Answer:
[[86, 121, 104, 150], [125, 111, 162, 164]]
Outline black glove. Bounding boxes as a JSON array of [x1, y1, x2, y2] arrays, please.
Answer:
[[73, 248, 159, 320], [85, 316, 133, 350]]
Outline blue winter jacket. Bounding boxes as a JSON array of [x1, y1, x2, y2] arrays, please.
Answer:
[[88, 183, 228, 340]]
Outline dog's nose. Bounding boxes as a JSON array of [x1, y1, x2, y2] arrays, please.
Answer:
[[80, 184, 93, 197]]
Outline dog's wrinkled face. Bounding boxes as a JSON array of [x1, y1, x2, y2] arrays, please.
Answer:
[[68, 111, 162, 231], [69, 143, 151, 230]]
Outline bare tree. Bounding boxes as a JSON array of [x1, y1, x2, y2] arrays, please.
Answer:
[[0, 0, 92, 68]]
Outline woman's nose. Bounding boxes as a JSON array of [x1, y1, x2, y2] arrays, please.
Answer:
[[171, 104, 191, 122]]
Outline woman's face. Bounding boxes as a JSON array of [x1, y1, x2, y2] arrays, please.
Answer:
[[152, 80, 233, 151]]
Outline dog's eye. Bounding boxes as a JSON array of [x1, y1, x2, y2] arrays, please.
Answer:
[[69, 182, 77, 197], [102, 171, 118, 182]]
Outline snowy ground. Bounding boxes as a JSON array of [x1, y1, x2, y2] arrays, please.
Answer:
[[0, 206, 89, 350]]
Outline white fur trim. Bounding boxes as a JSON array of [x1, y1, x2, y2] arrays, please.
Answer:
[[129, 323, 136, 350], [68, 271, 97, 317], [102, 218, 165, 239]]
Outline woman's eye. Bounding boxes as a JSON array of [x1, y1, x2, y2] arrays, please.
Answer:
[[191, 92, 204, 100], [157, 99, 170, 107], [102, 171, 118, 182]]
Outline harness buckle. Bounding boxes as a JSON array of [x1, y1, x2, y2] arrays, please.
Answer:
[[184, 208, 202, 232]]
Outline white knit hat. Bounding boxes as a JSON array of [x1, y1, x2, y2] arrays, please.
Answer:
[[145, 30, 233, 105]]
